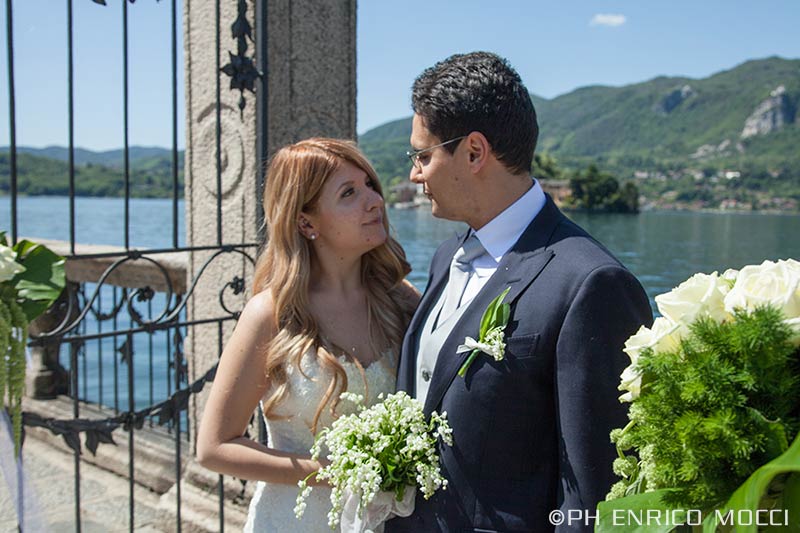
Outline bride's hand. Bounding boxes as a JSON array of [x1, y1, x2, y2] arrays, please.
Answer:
[[307, 457, 331, 487]]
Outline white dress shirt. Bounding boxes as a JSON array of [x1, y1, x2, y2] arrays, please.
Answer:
[[461, 178, 547, 303]]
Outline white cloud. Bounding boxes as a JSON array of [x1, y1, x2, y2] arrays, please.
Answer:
[[590, 14, 627, 27]]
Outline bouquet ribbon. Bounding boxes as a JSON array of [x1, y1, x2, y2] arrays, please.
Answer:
[[339, 486, 416, 533]]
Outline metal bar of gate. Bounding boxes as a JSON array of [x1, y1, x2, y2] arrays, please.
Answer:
[[71, 341, 82, 533], [5, 0, 17, 244], [127, 330, 135, 533], [67, 0, 76, 255], [122, 0, 131, 250], [171, 0, 180, 250], [215, 0, 223, 246]]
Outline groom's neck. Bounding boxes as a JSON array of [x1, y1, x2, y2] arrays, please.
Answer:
[[467, 169, 533, 231]]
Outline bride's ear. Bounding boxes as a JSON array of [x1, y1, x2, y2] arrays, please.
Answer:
[[298, 216, 318, 241]]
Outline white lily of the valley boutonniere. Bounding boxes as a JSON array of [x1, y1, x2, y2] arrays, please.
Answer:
[[457, 287, 511, 377]]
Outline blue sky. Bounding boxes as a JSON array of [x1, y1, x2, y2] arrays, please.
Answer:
[[1, 0, 799, 150]]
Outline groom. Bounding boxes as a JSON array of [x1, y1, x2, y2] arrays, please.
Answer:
[[388, 52, 653, 532]]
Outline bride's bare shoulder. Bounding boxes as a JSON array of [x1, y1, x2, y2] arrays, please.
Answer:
[[236, 289, 278, 338], [245, 289, 276, 315]]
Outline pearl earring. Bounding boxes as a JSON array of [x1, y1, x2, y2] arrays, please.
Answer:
[[310, 234, 317, 240]]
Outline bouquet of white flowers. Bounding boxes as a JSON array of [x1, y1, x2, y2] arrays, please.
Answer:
[[295, 391, 452, 531], [0, 233, 65, 456], [599, 258, 800, 532]]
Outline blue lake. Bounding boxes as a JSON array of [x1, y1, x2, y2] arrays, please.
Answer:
[[2, 196, 800, 410]]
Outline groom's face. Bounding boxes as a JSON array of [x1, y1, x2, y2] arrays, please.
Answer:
[[409, 114, 471, 222]]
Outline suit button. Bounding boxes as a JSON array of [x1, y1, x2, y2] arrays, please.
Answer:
[[421, 369, 431, 381]]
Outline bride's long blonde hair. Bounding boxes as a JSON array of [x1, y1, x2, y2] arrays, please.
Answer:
[[253, 138, 414, 433]]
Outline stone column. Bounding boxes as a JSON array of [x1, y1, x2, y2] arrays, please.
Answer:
[[184, 0, 356, 448], [180, 1, 355, 527], [265, 0, 357, 153], [25, 284, 75, 399]]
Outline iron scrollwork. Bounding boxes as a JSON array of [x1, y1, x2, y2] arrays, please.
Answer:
[[30, 248, 256, 344], [221, 0, 261, 117], [22, 247, 255, 454]]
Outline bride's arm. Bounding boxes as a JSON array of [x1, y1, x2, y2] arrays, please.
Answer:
[[196, 291, 325, 485]]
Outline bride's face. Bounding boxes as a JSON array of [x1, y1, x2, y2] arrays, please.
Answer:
[[301, 160, 387, 255]]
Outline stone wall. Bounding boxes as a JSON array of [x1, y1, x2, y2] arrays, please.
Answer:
[[183, 0, 357, 452]]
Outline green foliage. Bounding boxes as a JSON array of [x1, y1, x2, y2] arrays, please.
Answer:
[[0, 232, 66, 456], [480, 287, 511, 339], [532, 153, 562, 180], [701, 434, 800, 532], [610, 306, 800, 511], [11, 239, 67, 321], [596, 489, 682, 533], [0, 296, 27, 456], [568, 164, 639, 212]]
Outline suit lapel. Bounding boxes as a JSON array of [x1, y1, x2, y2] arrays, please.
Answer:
[[422, 196, 564, 415], [422, 248, 554, 415]]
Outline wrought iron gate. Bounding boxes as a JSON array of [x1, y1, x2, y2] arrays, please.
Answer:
[[3, 0, 268, 531]]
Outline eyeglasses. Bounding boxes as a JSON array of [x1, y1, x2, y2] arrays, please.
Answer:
[[406, 136, 466, 169]]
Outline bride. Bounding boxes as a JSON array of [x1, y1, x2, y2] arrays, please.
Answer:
[[197, 138, 419, 532]]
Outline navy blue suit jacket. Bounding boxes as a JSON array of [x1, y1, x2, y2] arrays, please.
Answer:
[[387, 197, 652, 532]]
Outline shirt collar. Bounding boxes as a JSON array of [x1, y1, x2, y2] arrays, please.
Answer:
[[473, 178, 546, 263]]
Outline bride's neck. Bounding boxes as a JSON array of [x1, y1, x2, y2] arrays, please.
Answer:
[[308, 252, 363, 295]]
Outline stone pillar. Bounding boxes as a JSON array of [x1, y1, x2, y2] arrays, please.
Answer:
[[25, 284, 75, 399], [183, 0, 357, 451], [265, 0, 357, 152], [180, 1, 354, 527]]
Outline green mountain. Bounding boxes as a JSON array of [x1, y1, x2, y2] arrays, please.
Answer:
[[0, 148, 184, 198], [535, 57, 799, 160], [360, 118, 413, 187], [358, 56, 800, 208], [1, 146, 178, 167]]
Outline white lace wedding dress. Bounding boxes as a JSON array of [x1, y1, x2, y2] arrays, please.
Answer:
[[244, 349, 397, 532]]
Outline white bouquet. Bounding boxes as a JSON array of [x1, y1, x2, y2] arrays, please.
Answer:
[[600, 258, 800, 532], [295, 391, 453, 531]]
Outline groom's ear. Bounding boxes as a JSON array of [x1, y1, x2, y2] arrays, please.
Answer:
[[465, 132, 490, 172]]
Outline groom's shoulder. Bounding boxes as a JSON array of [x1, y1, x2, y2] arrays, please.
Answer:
[[547, 216, 627, 276]]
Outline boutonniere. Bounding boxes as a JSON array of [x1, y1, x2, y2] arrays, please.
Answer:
[[457, 287, 511, 377]]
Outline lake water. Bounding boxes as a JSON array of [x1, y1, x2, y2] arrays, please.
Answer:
[[2, 195, 800, 306], [2, 197, 799, 410]]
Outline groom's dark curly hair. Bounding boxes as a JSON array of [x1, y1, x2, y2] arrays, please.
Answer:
[[411, 51, 538, 175]]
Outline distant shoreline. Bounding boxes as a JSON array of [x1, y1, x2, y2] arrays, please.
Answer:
[[388, 201, 799, 216], [0, 194, 797, 215]]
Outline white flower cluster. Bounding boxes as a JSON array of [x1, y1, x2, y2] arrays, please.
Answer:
[[457, 325, 506, 362], [295, 391, 453, 529], [619, 258, 800, 402]]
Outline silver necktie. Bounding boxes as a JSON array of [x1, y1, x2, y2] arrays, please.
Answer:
[[439, 234, 485, 323]]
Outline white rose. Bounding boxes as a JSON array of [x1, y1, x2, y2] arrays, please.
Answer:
[[724, 259, 800, 319], [781, 258, 800, 277], [0, 244, 25, 283], [721, 268, 739, 285], [618, 363, 642, 403], [619, 317, 681, 402], [655, 272, 731, 326], [623, 317, 681, 363]]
